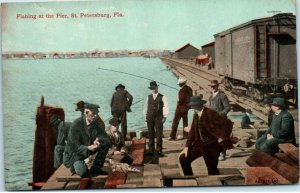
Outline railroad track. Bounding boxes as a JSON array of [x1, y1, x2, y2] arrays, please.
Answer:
[[161, 57, 299, 130]]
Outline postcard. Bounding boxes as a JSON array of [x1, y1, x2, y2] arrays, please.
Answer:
[[1, 0, 298, 191]]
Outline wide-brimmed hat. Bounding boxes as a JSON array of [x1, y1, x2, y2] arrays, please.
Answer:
[[49, 114, 61, 126], [115, 84, 125, 90], [208, 80, 221, 87], [109, 117, 120, 126], [269, 97, 286, 107], [84, 103, 100, 113], [177, 77, 187, 85], [75, 100, 85, 111], [188, 95, 207, 106], [148, 81, 159, 89]]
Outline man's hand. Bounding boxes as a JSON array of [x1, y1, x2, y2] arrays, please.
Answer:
[[88, 144, 99, 151], [267, 133, 274, 140], [180, 147, 188, 158], [162, 117, 166, 123], [113, 150, 122, 155]]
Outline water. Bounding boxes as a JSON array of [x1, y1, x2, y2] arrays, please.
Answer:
[[2, 57, 182, 190]]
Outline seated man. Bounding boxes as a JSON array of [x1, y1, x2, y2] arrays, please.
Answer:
[[63, 103, 110, 177], [241, 109, 254, 129], [256, 97, 296, 155], [106, 117, 133, 165], [49, 115, 71, 169]]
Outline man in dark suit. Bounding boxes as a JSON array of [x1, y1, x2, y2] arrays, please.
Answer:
[[179, 95, 233, 176], [255, 97, 296, 155], [208, 79, 231, 161], [169, 77, 193, 140], [111, 84, 133, 139], [143, 81, 169, 156], [241, 109, 254, 129], [63, 103, 110, 177]]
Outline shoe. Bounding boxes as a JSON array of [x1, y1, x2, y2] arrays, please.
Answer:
[[90, 167, 108, 176], [168, 137, 175, 141], [218, 152, 226, 161], [156, 151, 164, 157]]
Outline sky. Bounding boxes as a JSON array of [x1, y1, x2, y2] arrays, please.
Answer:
[[0, 0, 297, 52]]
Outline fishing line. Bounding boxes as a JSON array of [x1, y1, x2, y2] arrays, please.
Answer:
[[97, 67, 178, 91]]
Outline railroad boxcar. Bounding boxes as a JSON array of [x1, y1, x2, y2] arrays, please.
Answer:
[[214, 13, 297, 105]]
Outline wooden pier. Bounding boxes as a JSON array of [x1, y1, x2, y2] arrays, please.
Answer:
[[39, 58, 298, 189]]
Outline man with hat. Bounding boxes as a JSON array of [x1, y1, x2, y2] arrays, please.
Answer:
[[263, 97, 274, 127], [241, 109, 255, 129], [179, 95, 233, 176], [49, 115, 72, 169], [169, 77, 193, 140], [143, 81, 169, 156], [75, 100, 105, 130], [106, 117, 133, 165], [63, 103, 110, 177], [208, 79, 231, 161], [111, 84, 133, 139], [255, 97, 296, 155]]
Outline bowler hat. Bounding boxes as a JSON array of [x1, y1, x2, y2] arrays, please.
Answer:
[[115, 84, 125, 90], [177, 77, 187, 85], [75, 100, 85, 111], [49, 114, 61, 126], [208, 80, 221, 87], [109, 117, 120, 126], [188, 95, 207, 106], [84, 103, 100, 113], [269, 97, 286, 107], [148, 81, 159, 89]]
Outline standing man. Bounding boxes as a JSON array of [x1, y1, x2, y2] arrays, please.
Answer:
[[111, 84, 133, 139], [208, 79, 231, 161], [179, 95, 233, 175], [63, 103, 110, 177], [255, 97, 296, 155], [169, 77, 193, 140], [143, 81, 169, 156]]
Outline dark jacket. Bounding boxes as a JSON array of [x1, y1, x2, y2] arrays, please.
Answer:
[[176, 85, 193, 113], [111, 89, 133, 112], [63, 115, 110, 168], [105, 128, 126, 157], [209, 91, 230, 116], [57, 121, 72, 146], [186, 107, 233, 148], [267, 110, 296, 145], [147, 93, 164, 119], [241, 114, 251, 129]]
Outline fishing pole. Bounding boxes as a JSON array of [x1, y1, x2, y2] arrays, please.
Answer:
[[97, 67, 178, 91], [103, 98, 145, 122]]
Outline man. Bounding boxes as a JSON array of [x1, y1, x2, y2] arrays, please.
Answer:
[[255, 97, 296, 155], [106, 117, 133, 165], [143, 81, 169, 156], [208, 79, 231, 161], [50, 115, 71, 169], [169, 77, 193, 140], [263, 97, 274, 127], [241, 109, 255, 129], [111, 84, 133, 139], [179, 95, 233, 175], [63, 103, 110, 177], [75, 100, 105, 130]]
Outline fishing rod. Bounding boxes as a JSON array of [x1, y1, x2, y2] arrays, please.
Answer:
[[97, 67, 178, 91], [103, 98, 145, 122]]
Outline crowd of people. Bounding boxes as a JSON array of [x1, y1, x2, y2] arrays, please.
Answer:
[[50, 77, 296, 177]]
